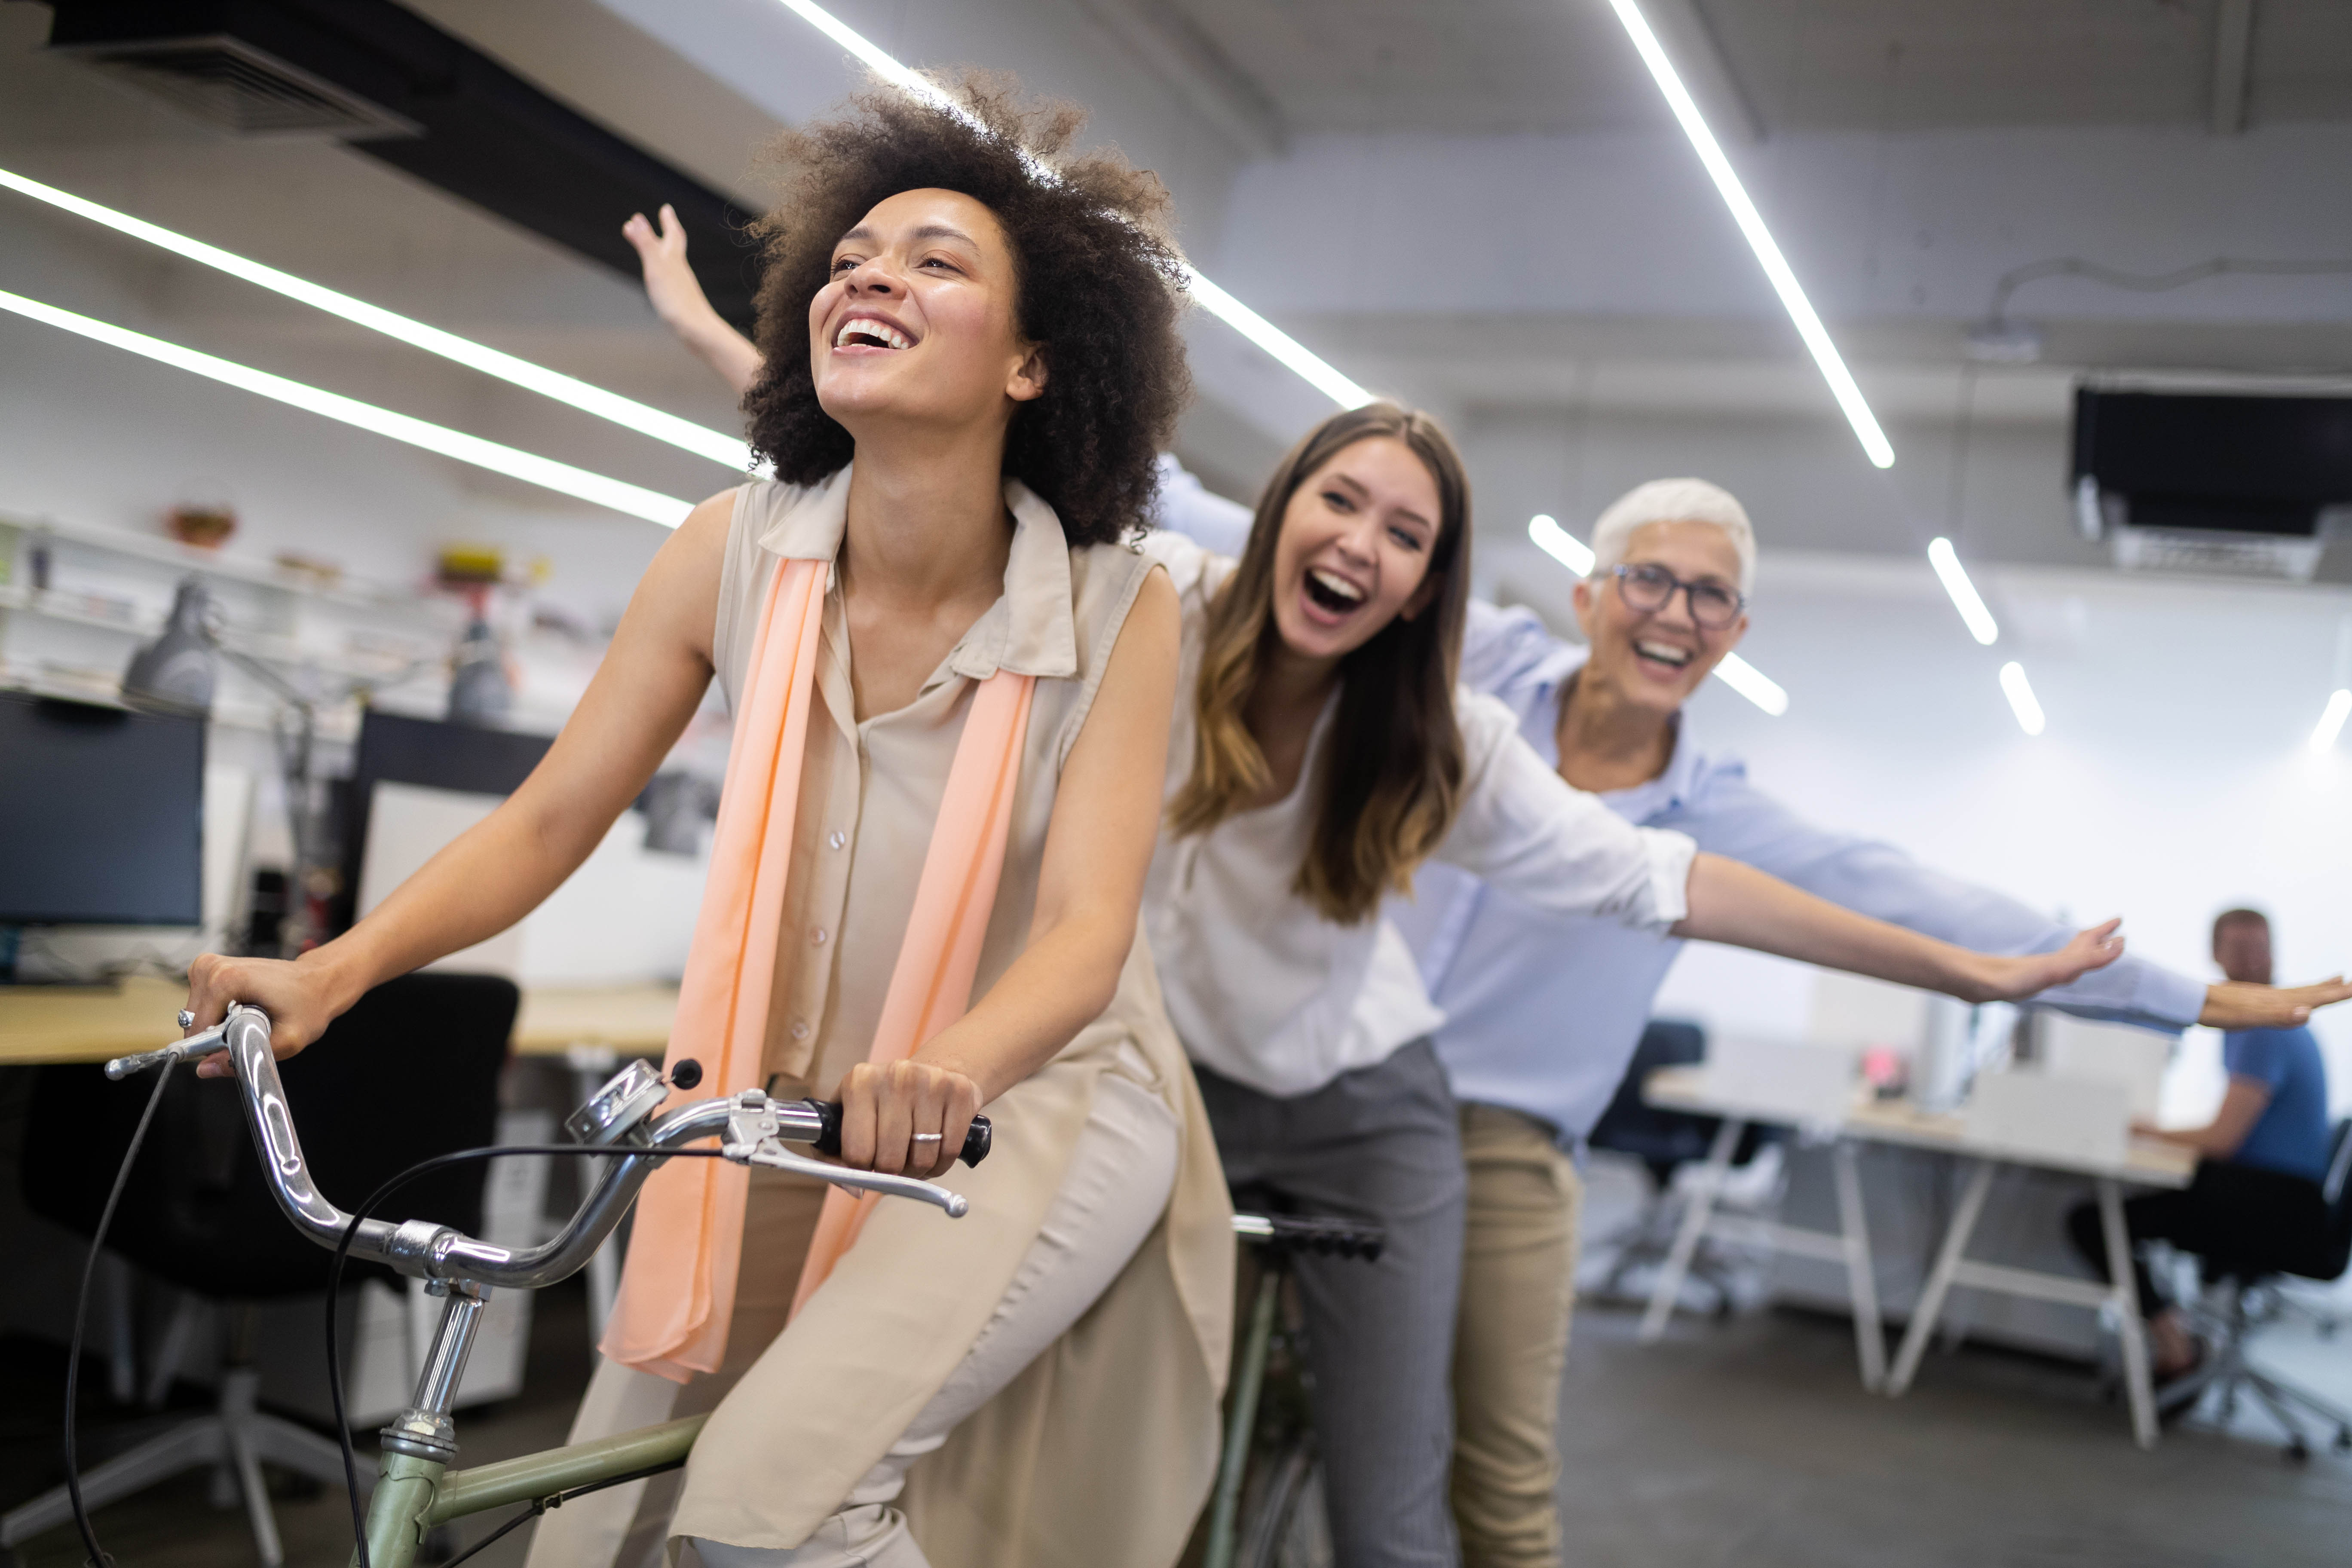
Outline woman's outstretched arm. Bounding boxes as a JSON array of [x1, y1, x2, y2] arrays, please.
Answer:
[[837, 569, 1182, 1181], [624, 204, 764, 396], [183, 493, 737, 1066], [1675, 851, 2124, 1004]]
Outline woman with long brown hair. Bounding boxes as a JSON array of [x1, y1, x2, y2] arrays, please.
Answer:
[[1140, 401, 2127, 1567]]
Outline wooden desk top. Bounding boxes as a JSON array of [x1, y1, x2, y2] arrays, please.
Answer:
[[1644, 1064, 2196, 1188], [0, 975, 678, 1066]]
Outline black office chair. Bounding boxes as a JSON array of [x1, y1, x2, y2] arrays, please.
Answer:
[[2, 972, 516, 1566], [2161, 1118, 2352, 1460], [1582, 1020, 1785, 1311]]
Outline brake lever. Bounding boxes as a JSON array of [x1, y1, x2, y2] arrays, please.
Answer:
[[719, 1092, 969, 1219], [104, 1013, 238, 1080]]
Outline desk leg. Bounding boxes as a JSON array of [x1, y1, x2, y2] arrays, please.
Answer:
[[566, 1046, 622, 1345], [1831, 1140, 1886, 1391], [2098, 1176, 2158, 1449], [1887, 1158, 1995, 1397], [1640, 1117, 1743, 1343]]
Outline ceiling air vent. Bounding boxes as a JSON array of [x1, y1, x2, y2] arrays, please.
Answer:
[[58, 34, 417, 140], [2071, 388, 2351, 583]]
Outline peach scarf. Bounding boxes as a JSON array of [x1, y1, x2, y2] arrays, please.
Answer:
[[600, 554, 1035, 1381]]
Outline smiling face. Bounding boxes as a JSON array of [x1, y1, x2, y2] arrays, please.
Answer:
[[1266, 436, 1446, 670], [808, 187, 1045, 439], [1571, 519, 1749, 716]]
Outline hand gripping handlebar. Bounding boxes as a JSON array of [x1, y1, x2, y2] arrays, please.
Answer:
[[107, 1006, 980, 1292]]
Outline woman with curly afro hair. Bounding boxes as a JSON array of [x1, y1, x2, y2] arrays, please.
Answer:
[[184, 77, 1231, 1568]]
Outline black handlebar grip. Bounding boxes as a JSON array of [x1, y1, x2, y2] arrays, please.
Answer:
[[810, 1101, 991, 1167]]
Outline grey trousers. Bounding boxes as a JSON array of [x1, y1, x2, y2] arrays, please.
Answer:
[[1195, 1039, 1466, 1568]]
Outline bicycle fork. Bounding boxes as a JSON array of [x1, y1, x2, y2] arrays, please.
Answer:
[[1202, 1265, 1284, 1568]]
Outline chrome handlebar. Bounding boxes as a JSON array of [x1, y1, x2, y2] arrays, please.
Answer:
[[106, 1006, 970, 1291]]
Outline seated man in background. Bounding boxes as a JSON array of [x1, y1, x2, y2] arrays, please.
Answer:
[[2067, 907, 2337, 1383]]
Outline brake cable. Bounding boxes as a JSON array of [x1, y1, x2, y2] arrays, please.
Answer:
[[61, 1058, 181, 1568]]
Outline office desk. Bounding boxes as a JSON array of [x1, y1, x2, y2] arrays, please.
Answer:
[[1, 974, 680, 1336], [0, 975, 678, 1064], [1640, 1066, 2196, 1447]]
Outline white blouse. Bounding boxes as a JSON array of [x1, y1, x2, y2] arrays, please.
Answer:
[[1141, 533, 1699, 1099]]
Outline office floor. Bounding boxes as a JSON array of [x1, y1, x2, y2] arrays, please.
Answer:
[[9, 1195, 2352, 1567]]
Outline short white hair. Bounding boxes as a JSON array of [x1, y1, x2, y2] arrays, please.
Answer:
[[1589, 478, 1756, 595]]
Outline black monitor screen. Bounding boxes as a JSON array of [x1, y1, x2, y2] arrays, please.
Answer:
[[0, 691, 205, 925]]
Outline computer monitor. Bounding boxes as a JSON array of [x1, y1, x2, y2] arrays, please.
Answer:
[[0, 690, 205, 926], [336, 710, 554, 931]]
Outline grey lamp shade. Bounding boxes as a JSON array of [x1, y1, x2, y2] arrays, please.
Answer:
[[122, 577, 218, 715]]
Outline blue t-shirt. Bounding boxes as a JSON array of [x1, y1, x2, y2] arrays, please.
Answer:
[[2223, 1027, 2332, 1184]]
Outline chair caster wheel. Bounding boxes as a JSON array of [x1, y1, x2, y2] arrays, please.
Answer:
[[2285, 1439, 2311, 1465]]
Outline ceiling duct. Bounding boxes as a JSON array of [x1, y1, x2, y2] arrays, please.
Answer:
[[54, 32, 420, 139], [2070, 387, 2352, 583], [41, 0, 761, 329]]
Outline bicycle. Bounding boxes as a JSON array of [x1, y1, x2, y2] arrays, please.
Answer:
[[75, 1003, 989, 1568], [1200, 1210, 1384, 1568]]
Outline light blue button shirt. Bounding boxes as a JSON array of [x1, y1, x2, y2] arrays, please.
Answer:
[[1384, 602, 2211, 1148]]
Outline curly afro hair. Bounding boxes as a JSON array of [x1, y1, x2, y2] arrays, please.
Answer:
[[742, 73, 1192, 548]]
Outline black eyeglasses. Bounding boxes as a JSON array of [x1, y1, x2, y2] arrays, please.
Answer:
[[1609, 563, 1745, 629]]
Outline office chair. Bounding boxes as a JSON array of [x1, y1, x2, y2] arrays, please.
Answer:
[[1581, 1020, 1785, 1311], [2, 973, 516, 1567], [2162, 1118, 2352, 1461]]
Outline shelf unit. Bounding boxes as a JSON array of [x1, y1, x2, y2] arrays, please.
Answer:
[[0, 511, 459, 736]]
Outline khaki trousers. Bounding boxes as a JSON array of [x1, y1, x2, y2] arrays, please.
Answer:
[[1449, 1103, 1583, 1568], [526, 1072, 1179, 1568]]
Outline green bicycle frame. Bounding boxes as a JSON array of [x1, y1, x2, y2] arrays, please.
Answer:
[[356, 1412, 706, 1568]]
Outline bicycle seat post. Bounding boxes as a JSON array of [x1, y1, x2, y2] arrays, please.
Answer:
[[366, 1280, 490, 1568]]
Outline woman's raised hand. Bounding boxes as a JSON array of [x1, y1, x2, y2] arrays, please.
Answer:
[[181, 950, 355, 1078], [2199, 976, 2352, 1031], [622, 204, 765, 395], [622, 204, 711, 330], [836, 1058, 984, 1182], [1960, 918, 2127, 1004]]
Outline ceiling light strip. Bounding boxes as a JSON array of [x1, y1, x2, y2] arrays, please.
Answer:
[[1998, 661, 2046, 736], [1926, 537, 1999, 645], [1599, 0, 1895, 470], [771, 0, 1373, 410], [2310, 689, 2352, 754], [1528, 514, 1787, 715], [0, 288, 694, 527], [0, 166, 755, 472]]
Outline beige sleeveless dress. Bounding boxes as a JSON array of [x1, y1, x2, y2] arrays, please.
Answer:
[[529, 471, 1231, 1567]]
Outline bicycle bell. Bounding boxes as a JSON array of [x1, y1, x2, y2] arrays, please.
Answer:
[[564, 1058, 672, 1146]]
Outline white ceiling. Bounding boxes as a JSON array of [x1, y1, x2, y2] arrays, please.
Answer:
[[3, 0, 2349, 579]]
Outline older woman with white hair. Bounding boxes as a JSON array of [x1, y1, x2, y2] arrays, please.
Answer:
[[1386, 477, 2352, 1568]]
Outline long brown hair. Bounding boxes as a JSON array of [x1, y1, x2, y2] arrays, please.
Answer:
[[1168, 403, 1474, 924]]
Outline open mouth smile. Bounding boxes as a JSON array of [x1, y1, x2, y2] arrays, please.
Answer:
[[1634, 638, 1693, 670], [833, 312, 917, 352], [1302, 566, 1368, 619]]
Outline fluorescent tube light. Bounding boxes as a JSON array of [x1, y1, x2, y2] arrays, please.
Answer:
[[1527, 514, 1786, 715], [1599, 0, 1895, 470], [1998, 661, 2046, 736], [1926, 537, 1999, 645], [769, 0, 1373, 410], [1712, 653, 1789, 717], [1529, 513, 1596, 575], [0, 288, 694, 527], [0, 165, 755, 472], [2311, 689, 2352, 754]]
